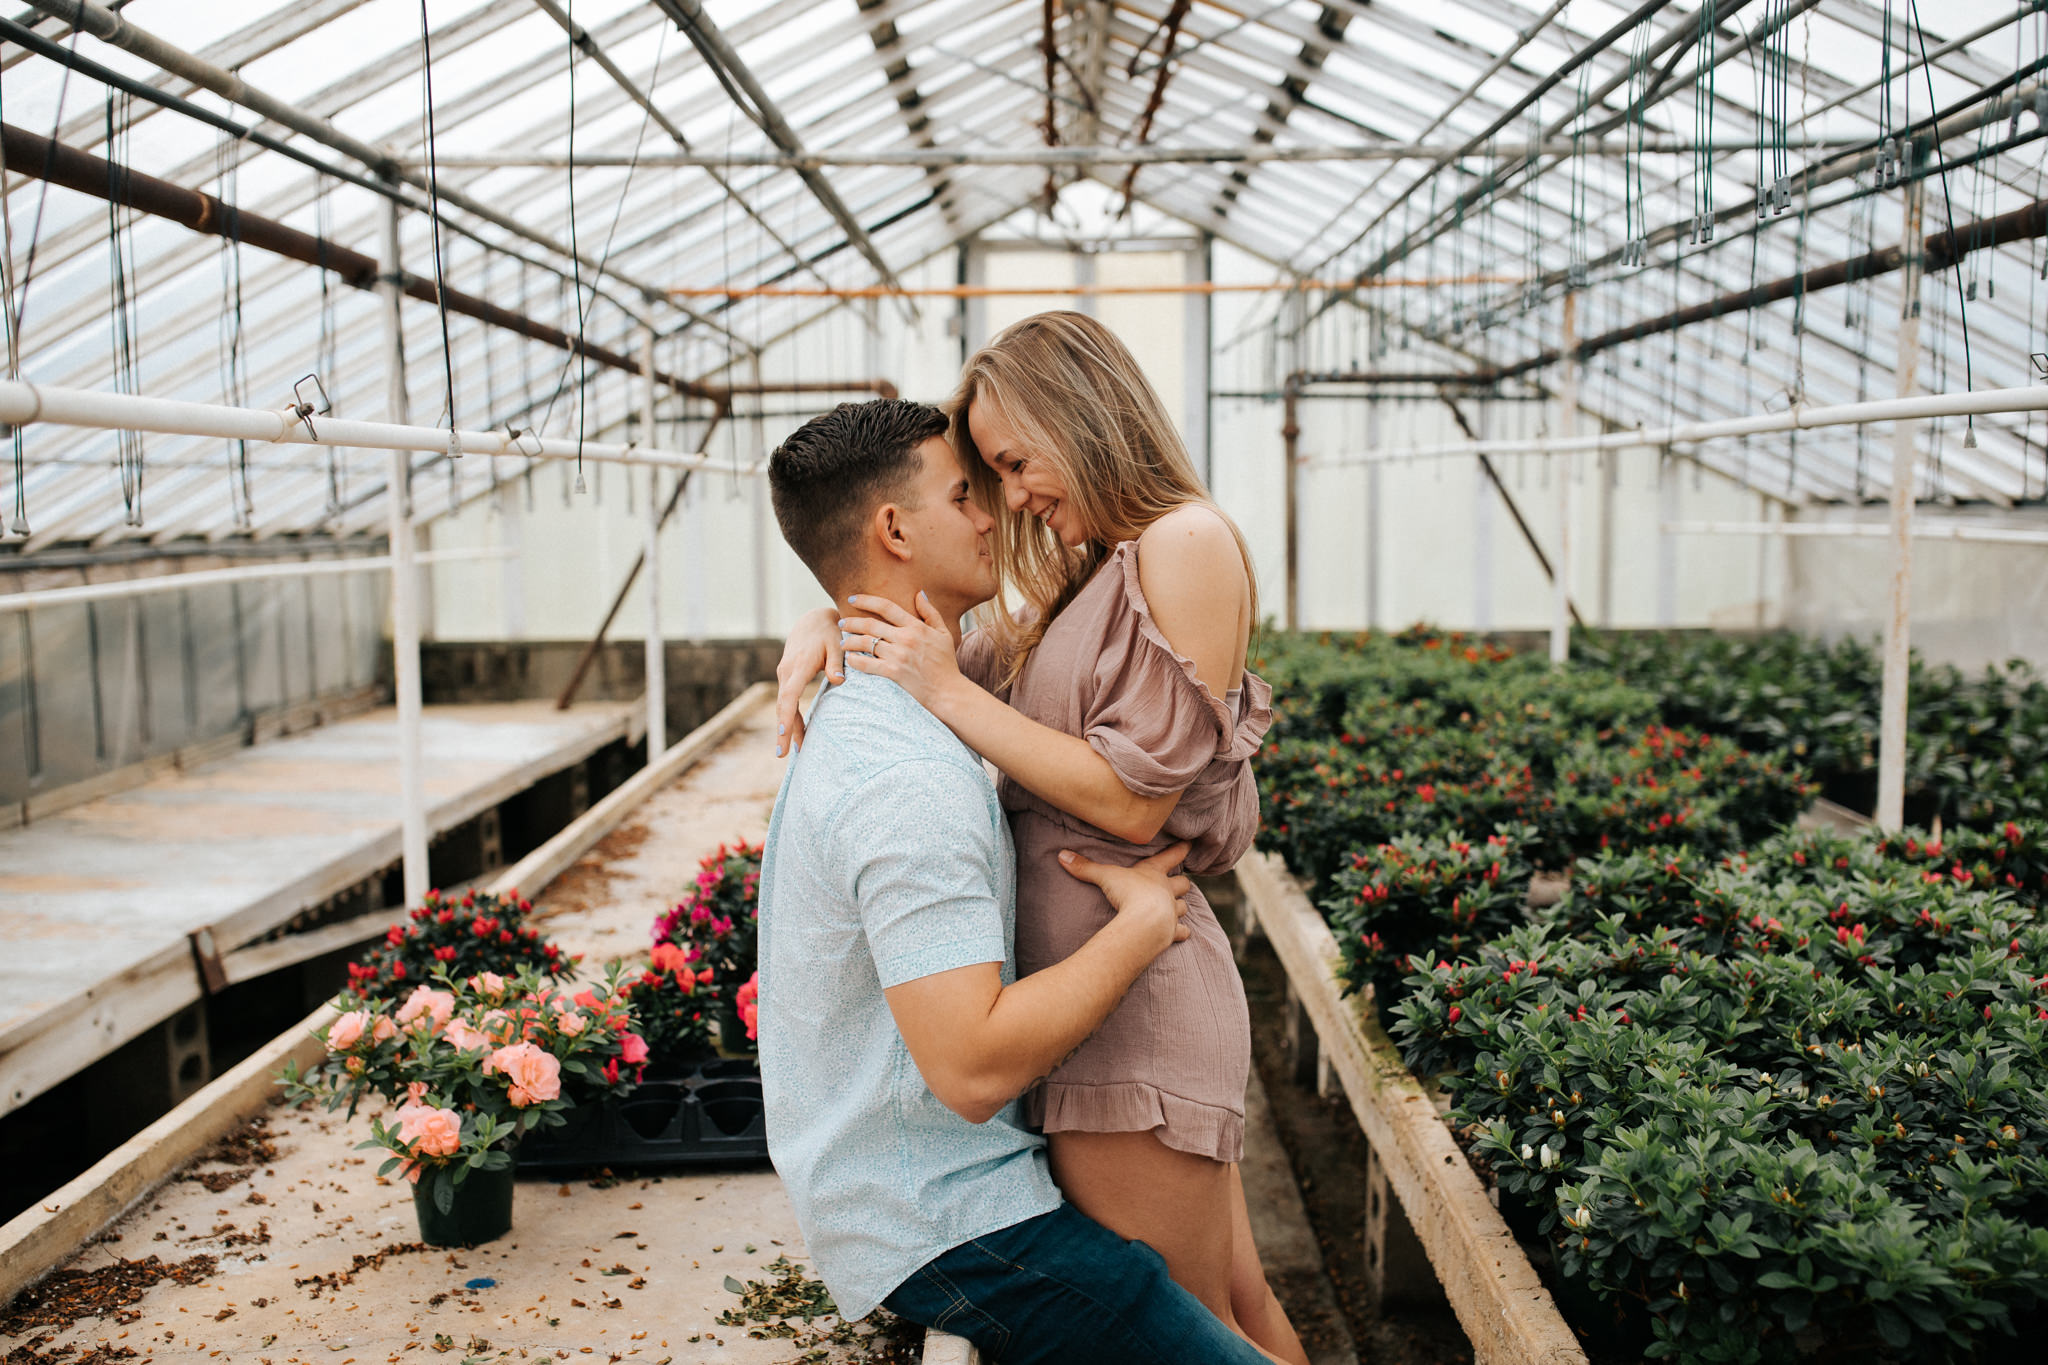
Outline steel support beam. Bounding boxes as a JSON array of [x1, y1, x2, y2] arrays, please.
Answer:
[[655, 0, 911, 301], [17, 0, 732, 337]]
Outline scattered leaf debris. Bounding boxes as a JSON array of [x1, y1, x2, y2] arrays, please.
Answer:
[[293, 1243, 431, 1298], [0, 1255, 217, 1336], [715, 1257, 920, 1362]]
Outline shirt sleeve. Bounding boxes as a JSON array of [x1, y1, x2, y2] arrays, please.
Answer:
[[835, 759, 1009, 989]]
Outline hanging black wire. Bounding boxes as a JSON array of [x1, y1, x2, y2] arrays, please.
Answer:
[[1908, 0, 1980, 449], [418, 1, 461, 452], [3, 21, 81, 537], [567, 0, 588, 492], [105, 89, 144, 527], [216, 131, 254, 529], [315, 177, 343, 518], [533, 4, 668, 489]]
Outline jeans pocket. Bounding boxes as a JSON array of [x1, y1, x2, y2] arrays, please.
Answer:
[[921, 1267, 1013, 1361]]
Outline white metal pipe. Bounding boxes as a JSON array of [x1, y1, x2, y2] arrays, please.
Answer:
[[0, 381, 761, 475], [1877, 175, 1928, 834], [1663, 521, 2048, 546], [0, 547, 510, 613], [1315, 386, 2048, 468], [382, 201, 429, 909], [639, 327, 665, 761], [397, 137, 1873, 170]]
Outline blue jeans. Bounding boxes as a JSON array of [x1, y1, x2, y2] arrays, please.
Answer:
[[883, 1203, 1269, 1365]]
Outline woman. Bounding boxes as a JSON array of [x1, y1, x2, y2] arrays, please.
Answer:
[[775, 312, 1304, 1364]]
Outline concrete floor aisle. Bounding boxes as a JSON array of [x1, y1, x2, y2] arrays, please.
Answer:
[[4, 692, 1350, 1365]]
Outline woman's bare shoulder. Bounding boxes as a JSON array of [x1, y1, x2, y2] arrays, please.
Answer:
[[1136, 505, 1245, 593]]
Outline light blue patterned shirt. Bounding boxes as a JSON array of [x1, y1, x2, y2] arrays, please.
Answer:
[[757, 670, 1062, 1320]]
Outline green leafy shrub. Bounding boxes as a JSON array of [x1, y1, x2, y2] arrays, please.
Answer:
[[1390, 831, 2048, 1362], [1574, 630, 2048, 829]]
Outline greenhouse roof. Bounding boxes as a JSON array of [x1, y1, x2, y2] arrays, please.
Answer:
[[1, 0, 2045, 551]]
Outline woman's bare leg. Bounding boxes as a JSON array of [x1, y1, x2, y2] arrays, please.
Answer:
[[1226, 1164, 1311, 1365], [1049, 1130, 1293, 1363]]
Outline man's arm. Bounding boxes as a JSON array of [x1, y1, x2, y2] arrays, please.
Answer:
[[883, 845, 1191, 1125]]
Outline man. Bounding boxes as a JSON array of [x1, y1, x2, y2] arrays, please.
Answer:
[[758, 399, 1270, 1364]]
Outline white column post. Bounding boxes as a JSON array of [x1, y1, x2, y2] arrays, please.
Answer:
[[381, 197, 428, 906], [638, 326, 665, 759], [1551, 291, 1578, 664], [1877, 166, 1928, 832]]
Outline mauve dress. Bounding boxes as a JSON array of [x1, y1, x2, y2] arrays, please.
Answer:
[[958, 540, 1273, 1164]]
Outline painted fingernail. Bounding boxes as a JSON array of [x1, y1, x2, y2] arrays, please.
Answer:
[[778, 723, 786, 734]]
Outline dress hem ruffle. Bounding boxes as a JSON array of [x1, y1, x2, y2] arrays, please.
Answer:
[[1025, 1078, 1245, 1165]]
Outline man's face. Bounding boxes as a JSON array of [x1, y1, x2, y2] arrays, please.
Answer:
[[896, 436, 998, 614]]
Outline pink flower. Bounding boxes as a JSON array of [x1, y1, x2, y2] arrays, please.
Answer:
[[468, 971, 508, 1000], [442, 1018, 492, 1052], [480, 1009, 518, 1044], [555, 1008, 588, 1038], [396, 1103, 463, 1158], [404, 1081, 428, 1104], [396, 987, 456, 1030], [736, 972, 760, 1042], [619, 1032, 649, 1066], [485, 1041, 562, 1107], [327, 1010, 372, 1051], [371, 1016, 398, 1044]]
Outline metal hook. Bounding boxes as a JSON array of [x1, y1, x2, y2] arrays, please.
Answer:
[[292, 373, 332, 442], [2031, 353, 2048, 380]]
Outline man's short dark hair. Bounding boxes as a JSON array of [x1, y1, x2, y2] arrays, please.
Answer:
[[769, 399, 950, 593]]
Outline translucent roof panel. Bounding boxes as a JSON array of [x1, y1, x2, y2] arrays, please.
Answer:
[[0, 0, 2043, 553]]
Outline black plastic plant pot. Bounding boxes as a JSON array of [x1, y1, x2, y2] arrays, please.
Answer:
[[515, 1059, 768, 1170], [411, 1162, 515, 1247]]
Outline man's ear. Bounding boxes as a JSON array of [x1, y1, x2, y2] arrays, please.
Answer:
[[872, 500, 914, 565]]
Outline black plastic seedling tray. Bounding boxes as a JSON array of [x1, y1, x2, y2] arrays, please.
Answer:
[[515, 1058, 769, 1170]]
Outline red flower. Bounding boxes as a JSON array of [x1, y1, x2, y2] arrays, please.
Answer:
[[1447, 1006, 1462, 1024]]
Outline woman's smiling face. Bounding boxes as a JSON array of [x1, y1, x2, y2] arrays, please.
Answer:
[[968, 398, 1088, 548]]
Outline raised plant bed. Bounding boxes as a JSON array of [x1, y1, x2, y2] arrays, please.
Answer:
[[1236, 850, 1587, 1365]]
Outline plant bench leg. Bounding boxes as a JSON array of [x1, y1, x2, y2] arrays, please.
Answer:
[[1363, 1142, 1447, 1312], [1284, 979, 1320, 1088]]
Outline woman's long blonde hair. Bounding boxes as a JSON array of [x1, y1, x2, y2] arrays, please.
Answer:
[[948, 311, 1257, 686]]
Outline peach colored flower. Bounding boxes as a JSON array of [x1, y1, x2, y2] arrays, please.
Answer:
[[404, 1081, 428, 1104], [396, 1103, 463, 1158], [399, 1158, 422, 1185], [486, 1042, 561, 1107], [480, 1009, 518, 1044], [442, 1018, 491, 1052], [327, 1010, 371, 1051], [468, 971, 508, 1000], [554, 1008, 587, 1038], [396, 987, 456, 1030], [371, 1016, 398, 1044], [619, 1032, 649, 1066]]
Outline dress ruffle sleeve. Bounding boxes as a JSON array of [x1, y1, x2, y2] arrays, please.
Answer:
[[1081, 544, 1273, 799]]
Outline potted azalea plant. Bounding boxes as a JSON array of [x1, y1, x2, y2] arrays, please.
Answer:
[[348, 886, 570, 1002], [282, 964, 647, 1245], [650, 841, 763, 1059]]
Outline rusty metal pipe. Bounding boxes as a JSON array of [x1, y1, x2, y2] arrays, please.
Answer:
[[0, 122, 897, 407]]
